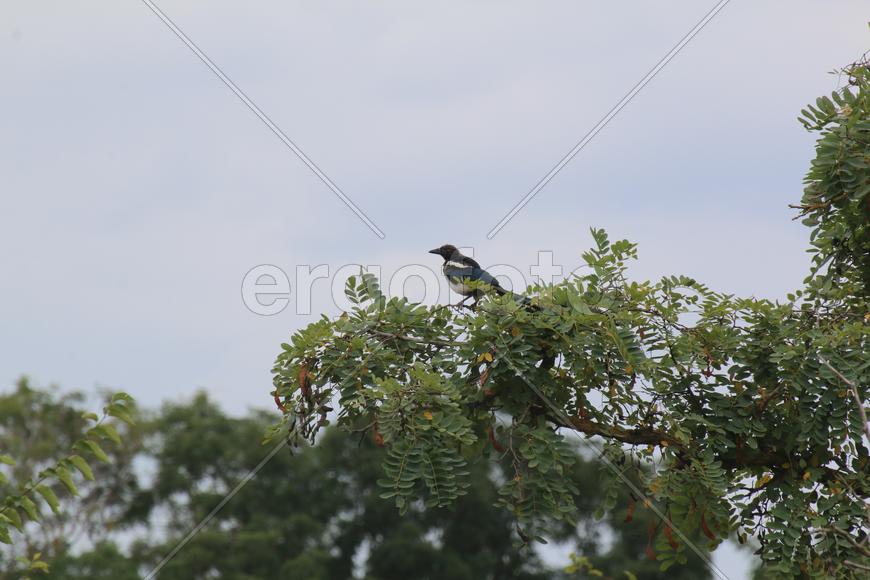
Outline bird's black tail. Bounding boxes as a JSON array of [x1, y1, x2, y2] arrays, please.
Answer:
[[495, 287, 535, 309]]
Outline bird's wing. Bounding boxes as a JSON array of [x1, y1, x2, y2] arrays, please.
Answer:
[[444, 262, 502, 289], [472, 267, 502, 288], [459, 255, 482, 269]]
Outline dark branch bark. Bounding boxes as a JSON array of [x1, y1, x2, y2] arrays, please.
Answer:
[[558, 415, 683, 448]]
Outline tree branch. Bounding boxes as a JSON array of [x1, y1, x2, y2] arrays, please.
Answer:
[[368, 330, 459, 348], [558, 415, 683, 449], [819, 355, 870, 444], [556, 413, 819, 473], [825, 526, 870, 557], [843, 559, 870, 573]]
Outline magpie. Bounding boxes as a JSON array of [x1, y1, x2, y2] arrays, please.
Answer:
[[429, 244, 529, 306]]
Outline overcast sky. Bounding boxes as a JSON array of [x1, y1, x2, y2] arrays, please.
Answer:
[[2, 2, 867, 577]]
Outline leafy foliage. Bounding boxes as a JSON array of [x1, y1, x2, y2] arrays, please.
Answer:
[[2, 384, 708, 578], [795, 56, 870, 302], [0, 379, 137, 576], [270, 58, 870, 577]]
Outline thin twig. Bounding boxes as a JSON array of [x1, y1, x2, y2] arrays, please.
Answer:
[[368, 330, 459, 348], [824, 527, 870, 557], [843, 559, 870, 573], [819, 356, 870, 444]]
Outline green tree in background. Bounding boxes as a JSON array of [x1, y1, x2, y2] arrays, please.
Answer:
[[0, 378, 138, 578], [270, 58, 870, 577]]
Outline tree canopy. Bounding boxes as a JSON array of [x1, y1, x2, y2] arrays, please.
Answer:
[[269, 59, 870, 577]]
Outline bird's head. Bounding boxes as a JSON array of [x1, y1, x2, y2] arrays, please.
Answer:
[[428, 244, 459, 260]]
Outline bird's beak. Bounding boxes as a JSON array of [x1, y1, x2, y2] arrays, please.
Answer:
[[428, 248, 441, 255]]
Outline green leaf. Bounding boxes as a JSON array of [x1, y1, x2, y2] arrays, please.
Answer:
[[567, 292, 592, 314], [35, 485, 60, 514], [68, 455, 95, 481], [89, 423, 121, 444], [110, 392, 134, 403], [106, 403, 135, 425], [77, 440, 110, 463], [3, 508, 22, 532], [55, 466, 78, 496], [19, 497, 39, 521], [0, 455, 15, 466]]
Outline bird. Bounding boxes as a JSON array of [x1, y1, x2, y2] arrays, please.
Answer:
[[428, 244, 528, 307]]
